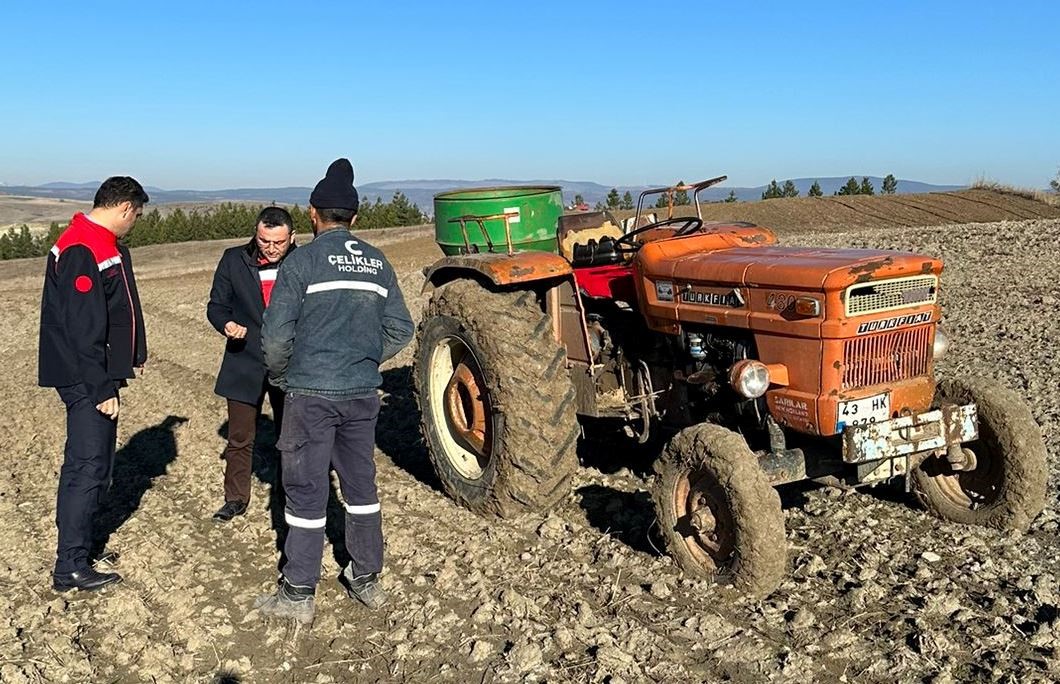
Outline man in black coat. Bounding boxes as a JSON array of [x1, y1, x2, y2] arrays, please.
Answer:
[[207, 206, 295, 522], [39, 176, 149, 592]]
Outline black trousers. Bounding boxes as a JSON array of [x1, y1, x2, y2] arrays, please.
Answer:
[[278, 393, 383, 588], [223, 380, 285, 504], [54, 383, 119, 575]]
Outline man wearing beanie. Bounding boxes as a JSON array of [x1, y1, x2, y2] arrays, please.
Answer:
[[256, 159, 414, 624]]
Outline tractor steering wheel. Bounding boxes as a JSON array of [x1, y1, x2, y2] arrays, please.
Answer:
[[614, 216, 705, 253]]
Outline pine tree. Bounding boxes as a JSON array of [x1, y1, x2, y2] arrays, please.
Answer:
[[724, 190, 738, 203], [357, 198, 386, 230], [782, 180, 799, 198], [655, 194, 671, 209], [606, 188, 621, 209], [574, 193, 585, 206], [389, 191, 427, 226], [882, 174, 898, 194], [621, 191, 634, 210], [808, 180, 823, 197], [43, 221, 63, 247], [836, 177, 860, 196], [859, 177, 875, 195], [289, 205, 312, 234], [1050, 168, 1059, 193], [6, 225, 38, 259], [761, 180, 784, 200], [673, 181, 690, 206]]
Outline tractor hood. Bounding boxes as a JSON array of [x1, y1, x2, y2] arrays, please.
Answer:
[[637, 231, 943, 291]]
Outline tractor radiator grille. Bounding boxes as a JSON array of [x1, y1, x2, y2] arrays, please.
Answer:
[[842, 326, 933, 390], [846, 275, 938, 316]]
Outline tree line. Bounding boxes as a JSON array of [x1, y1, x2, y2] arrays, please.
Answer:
[[571, 174, 903, 211], [0, 192, 428, 261], [761, 174, 898, 200], [578, 182, 700, 212]]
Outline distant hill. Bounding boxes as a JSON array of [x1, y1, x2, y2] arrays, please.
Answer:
[[0, 176, 966, 211]]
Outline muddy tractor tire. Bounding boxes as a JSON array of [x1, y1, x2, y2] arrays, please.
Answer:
[[414, 280, 580, 518], [653, 424, 786, 598], [912, 376, 1047, 531]]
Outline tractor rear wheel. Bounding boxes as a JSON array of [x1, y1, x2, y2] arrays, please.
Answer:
[[653, 424, 786, 598], [911, 376, 1046, 531], [414, 280, 579, 518]]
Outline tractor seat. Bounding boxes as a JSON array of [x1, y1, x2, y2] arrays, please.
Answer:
[[558, 211, 625, 267], [570, 236, 622, 267]]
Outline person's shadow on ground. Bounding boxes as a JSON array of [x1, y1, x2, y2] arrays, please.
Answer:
[[375, 365, 438, 489], [92, 415, 188, 557]]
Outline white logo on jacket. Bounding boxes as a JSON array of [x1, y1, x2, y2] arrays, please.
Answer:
[[328, 240, 383, 274]]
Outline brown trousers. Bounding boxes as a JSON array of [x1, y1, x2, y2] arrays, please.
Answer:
[[223, 382, 285, 504]]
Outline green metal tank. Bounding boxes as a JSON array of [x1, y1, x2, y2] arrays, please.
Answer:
[[433, 186, 563, 256]]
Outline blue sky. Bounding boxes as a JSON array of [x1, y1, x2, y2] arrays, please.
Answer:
[[1, 1, 1057, 189]]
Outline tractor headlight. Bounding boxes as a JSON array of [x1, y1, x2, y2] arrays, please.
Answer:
[[730, 360, 771, 399], [933, 326, 949, 360]]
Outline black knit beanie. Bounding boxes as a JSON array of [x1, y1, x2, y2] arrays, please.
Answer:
[[309, 158, 359, 212]]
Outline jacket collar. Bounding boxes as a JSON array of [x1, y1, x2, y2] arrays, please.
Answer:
[[70, 212, 118, 247]]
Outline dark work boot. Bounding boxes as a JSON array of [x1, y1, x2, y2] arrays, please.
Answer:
[[212, 500, 248, 523], [254, 576, 315, 625], [342, 566, 388, 610], [53, 567, 123, 593]]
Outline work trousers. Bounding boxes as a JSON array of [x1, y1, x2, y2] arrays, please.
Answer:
[[222, 380, 285, 504], [278, 393, 383, 589], [54, 383, 119, 575]]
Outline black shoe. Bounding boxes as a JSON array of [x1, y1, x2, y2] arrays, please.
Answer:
[[53, 567, 123, 593], [212, 500, 248, 522]]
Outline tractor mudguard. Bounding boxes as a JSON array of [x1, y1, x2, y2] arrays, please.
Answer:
[[421, 251, 573, 293]]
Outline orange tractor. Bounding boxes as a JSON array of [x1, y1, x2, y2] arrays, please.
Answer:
[[413, 178, 1047, 596]]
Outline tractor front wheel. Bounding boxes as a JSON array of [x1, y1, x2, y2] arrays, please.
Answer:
[[911, 376, 1047, 531], [653, 424, 786, 598]]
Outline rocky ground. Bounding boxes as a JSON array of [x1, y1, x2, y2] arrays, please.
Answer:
[[0, 219, 1057, 683]]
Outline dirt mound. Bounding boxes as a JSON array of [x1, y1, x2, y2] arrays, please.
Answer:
[[614, 188, 1060, 234], [1, 217, 1058, 682]]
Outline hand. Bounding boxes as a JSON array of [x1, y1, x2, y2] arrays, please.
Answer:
[[224, 321, 248, 339], [96, 397, 120, 420]]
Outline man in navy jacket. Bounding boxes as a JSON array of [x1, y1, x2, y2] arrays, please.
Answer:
[[206, 207, 296, 522], [38, 176, 149, 593], [255, 159, 413, 624]]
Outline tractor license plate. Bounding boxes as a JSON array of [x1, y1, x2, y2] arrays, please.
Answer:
[[837, 392, 890, 431]]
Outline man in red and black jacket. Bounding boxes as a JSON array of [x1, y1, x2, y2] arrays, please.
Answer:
[[206, 207, 295, 522], [38, 176, 149, 593]]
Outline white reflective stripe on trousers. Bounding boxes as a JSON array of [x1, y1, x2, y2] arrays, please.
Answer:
[[285, 512, 327, 529], [305, 280, 388, 297], [344, 502, 381, 515]]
